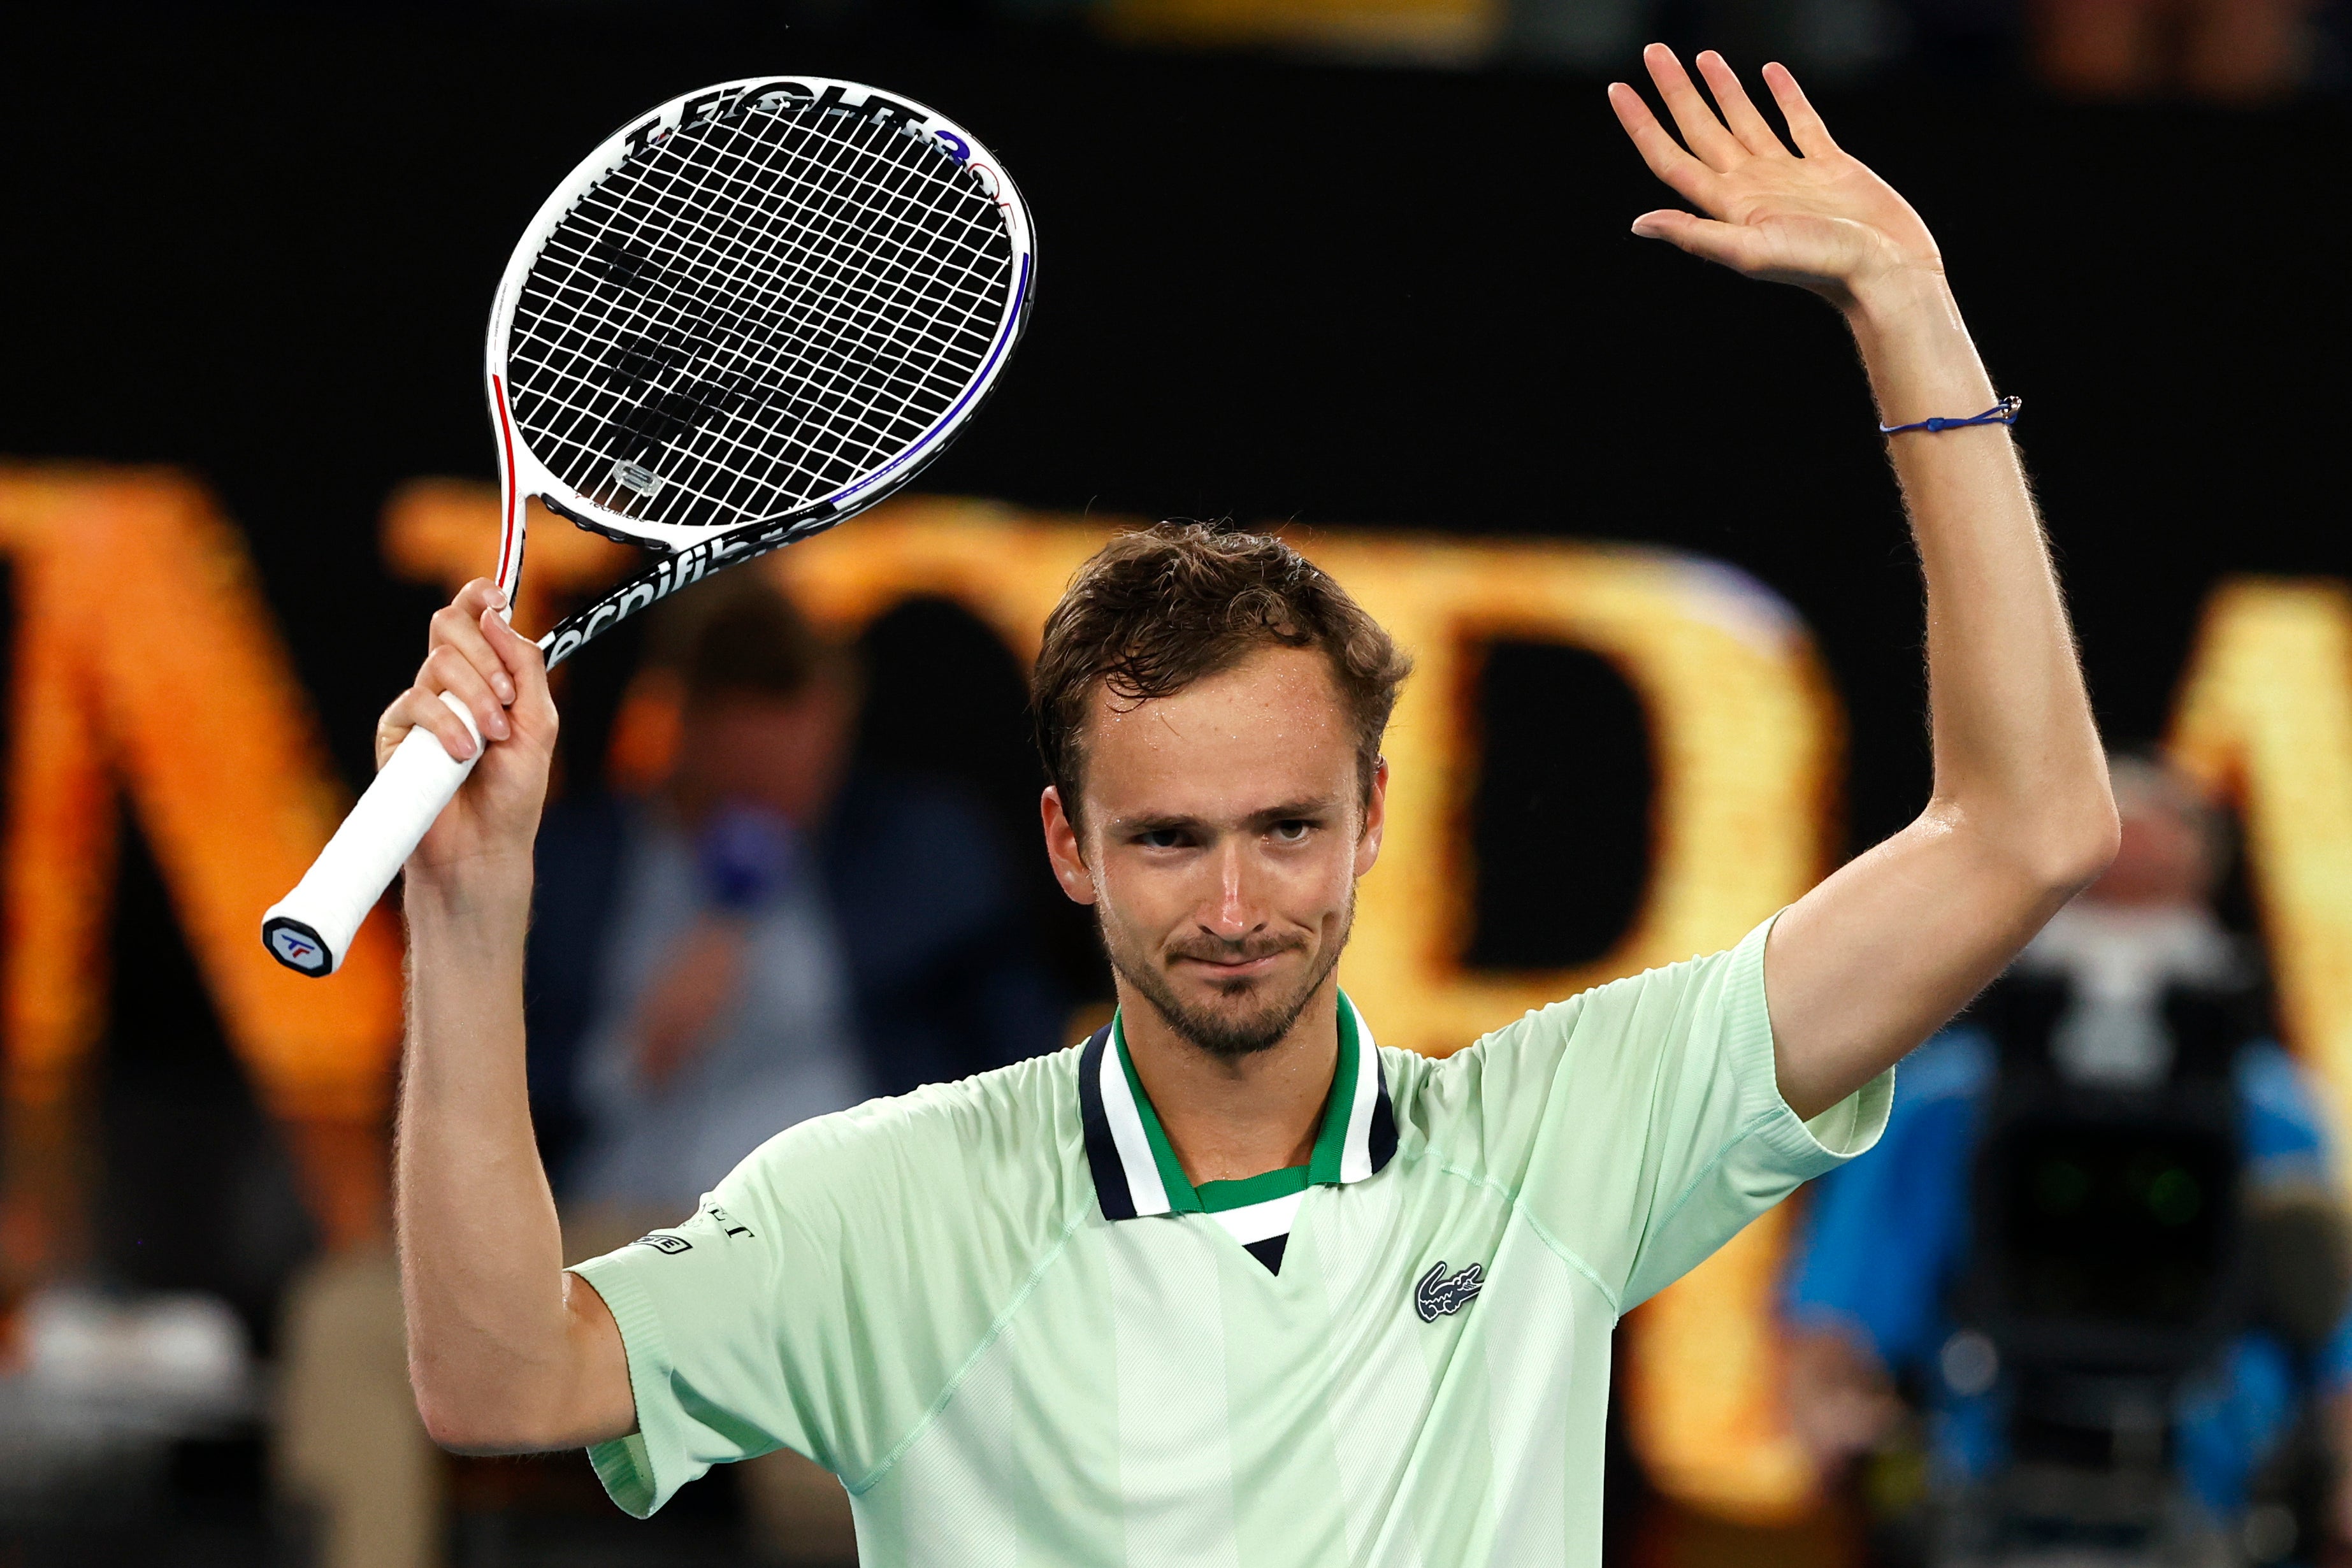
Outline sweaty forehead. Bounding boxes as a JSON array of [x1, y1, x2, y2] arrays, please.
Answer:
[[1078, 645, 1354, 823]]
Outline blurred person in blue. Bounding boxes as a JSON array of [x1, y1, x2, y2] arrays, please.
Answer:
[[1782, 754, 2352, 1559], [525, 578, 1066, 1221]]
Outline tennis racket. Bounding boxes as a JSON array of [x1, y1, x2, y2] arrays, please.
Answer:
[[262, 76, 1034, 975]]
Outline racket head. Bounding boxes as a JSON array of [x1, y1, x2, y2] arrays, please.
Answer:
[[486, 77, 1034, 594]]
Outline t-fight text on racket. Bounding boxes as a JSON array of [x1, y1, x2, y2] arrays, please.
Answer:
[[263, 78, 1035, 975]]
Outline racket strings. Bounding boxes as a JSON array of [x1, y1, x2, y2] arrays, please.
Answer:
[[529, 112, 998, 503], [651, 120, 1003, 505], [582, 107, 997, 421], [507, 97, 1014, 531], [525, 115, 997, 516], [632, 107, 1004, 490]]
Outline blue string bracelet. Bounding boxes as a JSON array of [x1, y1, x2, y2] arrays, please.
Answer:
[[1879, 395, 2022, 436]]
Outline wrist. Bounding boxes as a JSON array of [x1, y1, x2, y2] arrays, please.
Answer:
[[1840, 265, 1958, 339], [403, 852, 535, 933], [1840, 266, 1999, 427]]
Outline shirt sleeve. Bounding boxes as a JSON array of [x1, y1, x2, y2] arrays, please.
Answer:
[[568, 1158, 825, 1518], [566, 1081, 1008, 1519], [1447, 912, 1893, 1316]]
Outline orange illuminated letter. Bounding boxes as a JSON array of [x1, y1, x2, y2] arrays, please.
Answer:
[[0, 468, 403, 1272]]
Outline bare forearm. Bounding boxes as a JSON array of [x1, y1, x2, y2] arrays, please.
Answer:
[[396, 862, 611, 1450], [1766, 277, 2116, 1116], [1603, 48, 2118, 1116], [1848, 270, 2112, 866]]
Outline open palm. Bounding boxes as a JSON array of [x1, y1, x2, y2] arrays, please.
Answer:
[[1608, 46, 1942, 307]]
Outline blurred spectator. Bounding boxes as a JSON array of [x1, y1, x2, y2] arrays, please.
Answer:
[[528, 580, 1065, 1214], [1782, 756, 2352, 1562], [2031, 0, 2314, 99], [278, 580, 1065, 1568], [1497, 0, 2325, 93]]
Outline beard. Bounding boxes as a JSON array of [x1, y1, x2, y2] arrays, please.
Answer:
[[1097, 885, 1355, 1061]]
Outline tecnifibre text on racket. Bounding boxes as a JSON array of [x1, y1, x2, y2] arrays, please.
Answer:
[[262, 77, 1034, 975]]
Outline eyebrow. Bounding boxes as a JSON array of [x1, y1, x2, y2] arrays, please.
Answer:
[[1250, 798, 1337, 824], [1113, 798, 1339, 837]]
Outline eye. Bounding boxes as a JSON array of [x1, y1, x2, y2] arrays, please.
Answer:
[[1271, 819, 1313, 844], [1137, 828, 1189, 850]]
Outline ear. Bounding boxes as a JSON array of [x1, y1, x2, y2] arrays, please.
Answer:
[[1041, 786, 1098, 905], [1353, 758, 1389, 879]]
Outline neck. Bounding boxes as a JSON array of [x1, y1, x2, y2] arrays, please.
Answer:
[[1116, 974, 1341, 1187]]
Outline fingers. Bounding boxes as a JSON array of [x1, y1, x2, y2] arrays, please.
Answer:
[[479, 606, 556, 731], [429, 579, 517, 708], [379, 684, 480, 768], [1629, 209, 1777, 275], [379, 581, 558, 769], [1641, 43, 1745, 172], [1606, 81, 1718, 208], [423, 643, 511, 750], [1761, 61, 1839, 157], [1694, 50, 1791, 159]]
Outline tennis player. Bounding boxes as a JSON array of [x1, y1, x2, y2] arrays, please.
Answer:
[[387, 47, 2117, 1564]]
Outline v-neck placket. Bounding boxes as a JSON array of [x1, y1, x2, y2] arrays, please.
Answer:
[[1076, 990, 1399, 1274], [1109, 998, 1364, 1216]]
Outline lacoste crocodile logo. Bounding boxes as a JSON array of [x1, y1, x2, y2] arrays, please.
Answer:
[[1415, 1260, 1485, 1322]]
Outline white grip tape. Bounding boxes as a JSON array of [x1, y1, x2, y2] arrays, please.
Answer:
[[261, 691, 484, 976]]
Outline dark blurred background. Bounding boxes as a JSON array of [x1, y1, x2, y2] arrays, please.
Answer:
[[1, 0, 2347, 1564]]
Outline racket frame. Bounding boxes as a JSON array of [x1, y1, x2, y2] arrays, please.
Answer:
[[486, 76, 1035, 668], [261, 76, 1032, 977]]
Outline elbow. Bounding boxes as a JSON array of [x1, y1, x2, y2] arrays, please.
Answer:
[[2020, 790, 2123, 901], [414, 1388, 551, 1457], [414, 1394, 504, 1455], [1935, 780, 2121, 905]]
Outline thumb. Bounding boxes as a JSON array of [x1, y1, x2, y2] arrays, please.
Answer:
[[1631, 210, 1771, 272], [481, 607, 556, 722]]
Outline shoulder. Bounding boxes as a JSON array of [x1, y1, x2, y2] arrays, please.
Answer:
[[1420, 920, 1774, 1089], [719, 1043, 1089, 1229], [1378, 951, 1714, 1177]]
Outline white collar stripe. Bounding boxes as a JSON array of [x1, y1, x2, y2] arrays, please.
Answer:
[[1340, 996, 1378, 1184], [1206, 1190, 1305, 1246], [1100, 1026, 1171, 1216]]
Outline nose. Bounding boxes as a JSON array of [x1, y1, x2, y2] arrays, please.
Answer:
[[1202, 838, 1260, 941]]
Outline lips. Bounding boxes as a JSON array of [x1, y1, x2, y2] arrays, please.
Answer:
[[1171, 946, 1300, 977]]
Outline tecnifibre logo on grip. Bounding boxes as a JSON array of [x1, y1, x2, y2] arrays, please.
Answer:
[[541, 514, 819, 666], [265, 920, 329, 974]]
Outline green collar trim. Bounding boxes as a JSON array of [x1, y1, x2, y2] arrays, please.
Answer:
[[1196, 1165, 1311, 1211], [1107, 993, 1363, 1217]]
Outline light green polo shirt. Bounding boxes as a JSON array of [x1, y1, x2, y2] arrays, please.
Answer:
[[570, 914, 1891, 1565]]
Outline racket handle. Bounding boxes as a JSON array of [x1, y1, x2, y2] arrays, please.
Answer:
[[262, 691, 483, 976]]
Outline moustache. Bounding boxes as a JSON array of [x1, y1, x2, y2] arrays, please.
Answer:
[[1165, 935, 1309, 968]]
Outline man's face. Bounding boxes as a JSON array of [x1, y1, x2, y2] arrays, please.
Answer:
[[1042, 645, 1386, 1060]]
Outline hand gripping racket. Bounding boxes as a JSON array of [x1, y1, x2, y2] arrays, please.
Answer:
[[262, 78, 1034, 975]]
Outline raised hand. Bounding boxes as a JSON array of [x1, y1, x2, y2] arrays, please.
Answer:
[[375, 577, 558, 877], [1608, 45, 1941, 309]]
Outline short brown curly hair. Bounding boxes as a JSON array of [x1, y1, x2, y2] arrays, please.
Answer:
[[1031, 522, 1412, 828]]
